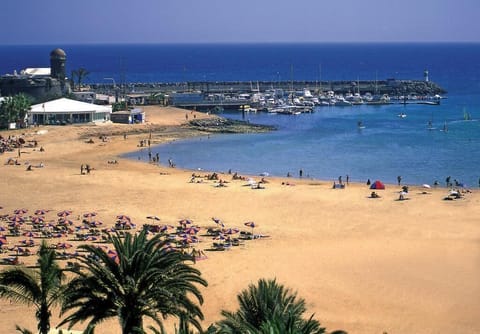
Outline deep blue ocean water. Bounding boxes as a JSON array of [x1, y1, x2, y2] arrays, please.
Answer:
[[1, 43, 480, 186]]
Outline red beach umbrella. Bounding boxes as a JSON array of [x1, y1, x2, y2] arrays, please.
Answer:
[[56, 242, 73, 249], [0, 235, 8, 245]]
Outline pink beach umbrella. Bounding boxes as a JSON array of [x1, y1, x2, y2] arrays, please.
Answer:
[[222, 227, 240, 235], [146, 215, 161, 223], [13, 208, 28, 215], [56, 242, 73, 249], [8, 215, 25, 223], [213, 234, 226, 241], [31, 216, 46, 224], [57, 210, 73, 218], [211, 217, 225, 228], [89, 220, 103, 227], [107, 249, 119, 264], [22, 231, 36, 238], [0, 235, 8, 245], [179, 219, 193, 227], [20, 239, 35, 247], [57, 219, 74, 226], [83, 212, 97, 221], [34, 209, 49, 215], [183, 226, 201, 235], [244, 221, 257, 235], [116, 214, 131, 222]]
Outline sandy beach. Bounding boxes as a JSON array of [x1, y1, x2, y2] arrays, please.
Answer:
[[0, 105, 479, 334]]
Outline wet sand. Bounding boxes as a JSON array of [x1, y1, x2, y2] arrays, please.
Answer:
[[0, 106, 479, 334]]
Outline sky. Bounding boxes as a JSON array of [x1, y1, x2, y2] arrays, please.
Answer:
[[1, 0, 480, 44]]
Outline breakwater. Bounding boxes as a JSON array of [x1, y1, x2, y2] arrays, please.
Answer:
[[92, 79, 446, 96]]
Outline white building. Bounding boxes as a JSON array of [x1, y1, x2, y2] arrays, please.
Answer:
[[29, 98, 112, 125]]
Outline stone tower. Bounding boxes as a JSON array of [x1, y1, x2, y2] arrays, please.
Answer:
[[50, 48, 66, 81]]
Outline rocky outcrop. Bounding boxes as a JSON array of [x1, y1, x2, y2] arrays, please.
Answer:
[[186, 118, 276, 133]]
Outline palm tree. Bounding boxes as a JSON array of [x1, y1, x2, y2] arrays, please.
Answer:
[[0, 240, 65, 334], [70, 68, 90, 91], [59, 230, 208, 334], [216, 278, 325, 334], [0, 93, 31, 128]]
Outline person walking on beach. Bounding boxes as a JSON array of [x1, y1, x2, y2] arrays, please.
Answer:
[[346, 174, 350, 185], [299, 169, 303, 178], [338, 175, 342, 185], [80, 164, 84, 175], [397, 175, 402, 186], [446, 176, 451, 187]]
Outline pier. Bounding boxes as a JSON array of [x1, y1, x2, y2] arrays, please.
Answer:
[[91, 79, 446, 112]]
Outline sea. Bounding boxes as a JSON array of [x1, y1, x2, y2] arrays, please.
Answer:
[[1, 43, 480, 186]]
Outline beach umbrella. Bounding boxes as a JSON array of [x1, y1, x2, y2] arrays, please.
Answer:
[[34, 209, 49, 215], [213, 234, 226, 241], [0, 226, 6, 232], [22, 231, 36, 238], [158, 224, 174, 233], [57, 218, 74, 226], [107, 249, 119, 264], [422, 184, 431, 189], [56, 242, 73, 249], [244, 221, 257, 234], [0, 235, 8, 245], [89, 220, 103, 227], [31, 216, 46, 224], [57, 210, 72, 218], [211, 217, 225, 228], [179, 219, 193, 227], [147, 215, 161, 223], [8, 215, 25, 223], [13, 208, 28, 215], [20, 239, 35, 246], [116, 214, 131, 222], [183, 226, 201, 235], [222, 227, 239, 235]]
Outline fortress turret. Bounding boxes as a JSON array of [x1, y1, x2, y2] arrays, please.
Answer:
[[50, 48, 66, 81]]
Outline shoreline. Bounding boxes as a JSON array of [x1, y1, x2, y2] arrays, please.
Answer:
[[1, 106, 479, 334]]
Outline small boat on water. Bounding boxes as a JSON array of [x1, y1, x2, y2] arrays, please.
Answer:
[[397, 113, 407, 118]]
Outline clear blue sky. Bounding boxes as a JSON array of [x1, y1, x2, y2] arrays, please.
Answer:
[[2, 0, 479, 44]]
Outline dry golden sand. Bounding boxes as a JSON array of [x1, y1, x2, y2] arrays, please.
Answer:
[[0, 105, 479, 333]]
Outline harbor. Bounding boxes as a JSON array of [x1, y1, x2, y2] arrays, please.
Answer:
[[91, 77, 446, 114]]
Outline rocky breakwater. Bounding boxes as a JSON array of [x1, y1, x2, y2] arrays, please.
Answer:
[[186, 117, 276, 134]]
